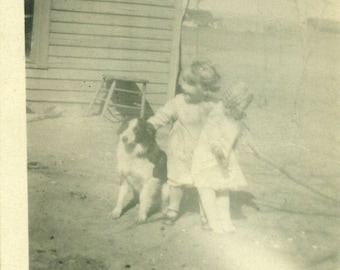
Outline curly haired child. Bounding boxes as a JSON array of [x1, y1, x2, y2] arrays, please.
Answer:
[[148, 60, 221, 225], [192, 82, 254, 234]]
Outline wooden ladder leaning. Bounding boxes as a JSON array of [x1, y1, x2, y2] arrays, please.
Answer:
[[87, 75, 149, 119]]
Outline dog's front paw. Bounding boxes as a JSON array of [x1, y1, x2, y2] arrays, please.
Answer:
[[135, 213, 147, 225], [109, 208, 122, 219]]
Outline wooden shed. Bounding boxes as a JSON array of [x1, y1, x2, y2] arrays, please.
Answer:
[[25, 0, 183, 111]]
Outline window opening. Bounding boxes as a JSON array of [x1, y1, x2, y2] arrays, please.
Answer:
[[25, 0, 34, 58]]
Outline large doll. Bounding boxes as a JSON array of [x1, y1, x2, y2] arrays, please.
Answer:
[[192, 82, 254, 234]]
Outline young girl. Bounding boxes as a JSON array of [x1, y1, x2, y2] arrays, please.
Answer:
[[192, 82, 254, 234], [148, 61, 221, 225]]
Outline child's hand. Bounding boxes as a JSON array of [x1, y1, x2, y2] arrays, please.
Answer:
[[211, 140, 224, 159], [211, 140, 230, 177], [211, 140, 228, 163]]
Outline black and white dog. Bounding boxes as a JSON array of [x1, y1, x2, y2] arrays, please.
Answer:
[[109, 118, 168, 224]]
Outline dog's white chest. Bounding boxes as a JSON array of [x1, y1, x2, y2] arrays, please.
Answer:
[[117, 143, 155, 187]]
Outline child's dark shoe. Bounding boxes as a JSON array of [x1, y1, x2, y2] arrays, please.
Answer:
[[162, 209, 179, 226], [200, 216, 211, 231]]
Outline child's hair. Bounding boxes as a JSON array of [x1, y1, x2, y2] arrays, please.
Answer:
[[223, 82, 253, 120], [181, 61, 221, 92]]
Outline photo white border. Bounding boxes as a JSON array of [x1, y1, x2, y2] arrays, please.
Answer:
[[0, 1, 29, 269]]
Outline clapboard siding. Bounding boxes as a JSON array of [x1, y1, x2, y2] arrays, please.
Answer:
[[74, 0, 175, 7], [50, 22, 172, 40], [26, 83, 167, 109], [26, 0, 182, 109], [26, 78, 167, 93], [49, 33, 171, 52], [49, 46, 170, 62], [27, 69, 169, 84], [52, 0, 174, 19], [51, 10, 173, 30], [48, 57, 169, 74], [27, 79, 100, 92], [26, 84, 166, 96], [26, 89, 168, 106]]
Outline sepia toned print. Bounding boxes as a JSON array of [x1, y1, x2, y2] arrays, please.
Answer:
[[2, 0, 338, 269]]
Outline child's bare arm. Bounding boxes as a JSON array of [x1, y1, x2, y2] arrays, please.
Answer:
[[148, 99, 177, 129]]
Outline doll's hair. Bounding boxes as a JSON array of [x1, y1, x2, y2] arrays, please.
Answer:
[[181, 61, 221, 92], [223, 82, 254, 120]]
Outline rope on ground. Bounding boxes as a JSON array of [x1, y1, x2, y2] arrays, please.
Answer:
[[241, 121, 340, 205]]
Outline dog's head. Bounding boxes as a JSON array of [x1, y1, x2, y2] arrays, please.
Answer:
[[118, 118, 156, 147]]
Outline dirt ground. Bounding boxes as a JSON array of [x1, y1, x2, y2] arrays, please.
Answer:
[[27, 27, 340, 270]]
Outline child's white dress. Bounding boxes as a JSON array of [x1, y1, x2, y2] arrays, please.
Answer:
[[192, 102, 246, 191], [148, 94, 215, 186]]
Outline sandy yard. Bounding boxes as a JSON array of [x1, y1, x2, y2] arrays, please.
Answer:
[[27, 27, 339, 270]]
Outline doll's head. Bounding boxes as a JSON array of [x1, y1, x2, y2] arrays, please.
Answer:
[[180, 61, 221, 103], [222, 82, 253, 120]]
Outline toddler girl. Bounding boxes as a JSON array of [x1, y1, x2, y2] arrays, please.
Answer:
[[148, 61, 221, 225], [192, 82, 254, 234]]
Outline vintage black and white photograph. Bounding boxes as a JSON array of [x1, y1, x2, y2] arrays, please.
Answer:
[[2, 0, 339, 269]]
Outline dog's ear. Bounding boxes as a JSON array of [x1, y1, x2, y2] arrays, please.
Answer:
[[145, 121, 156, 140]]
